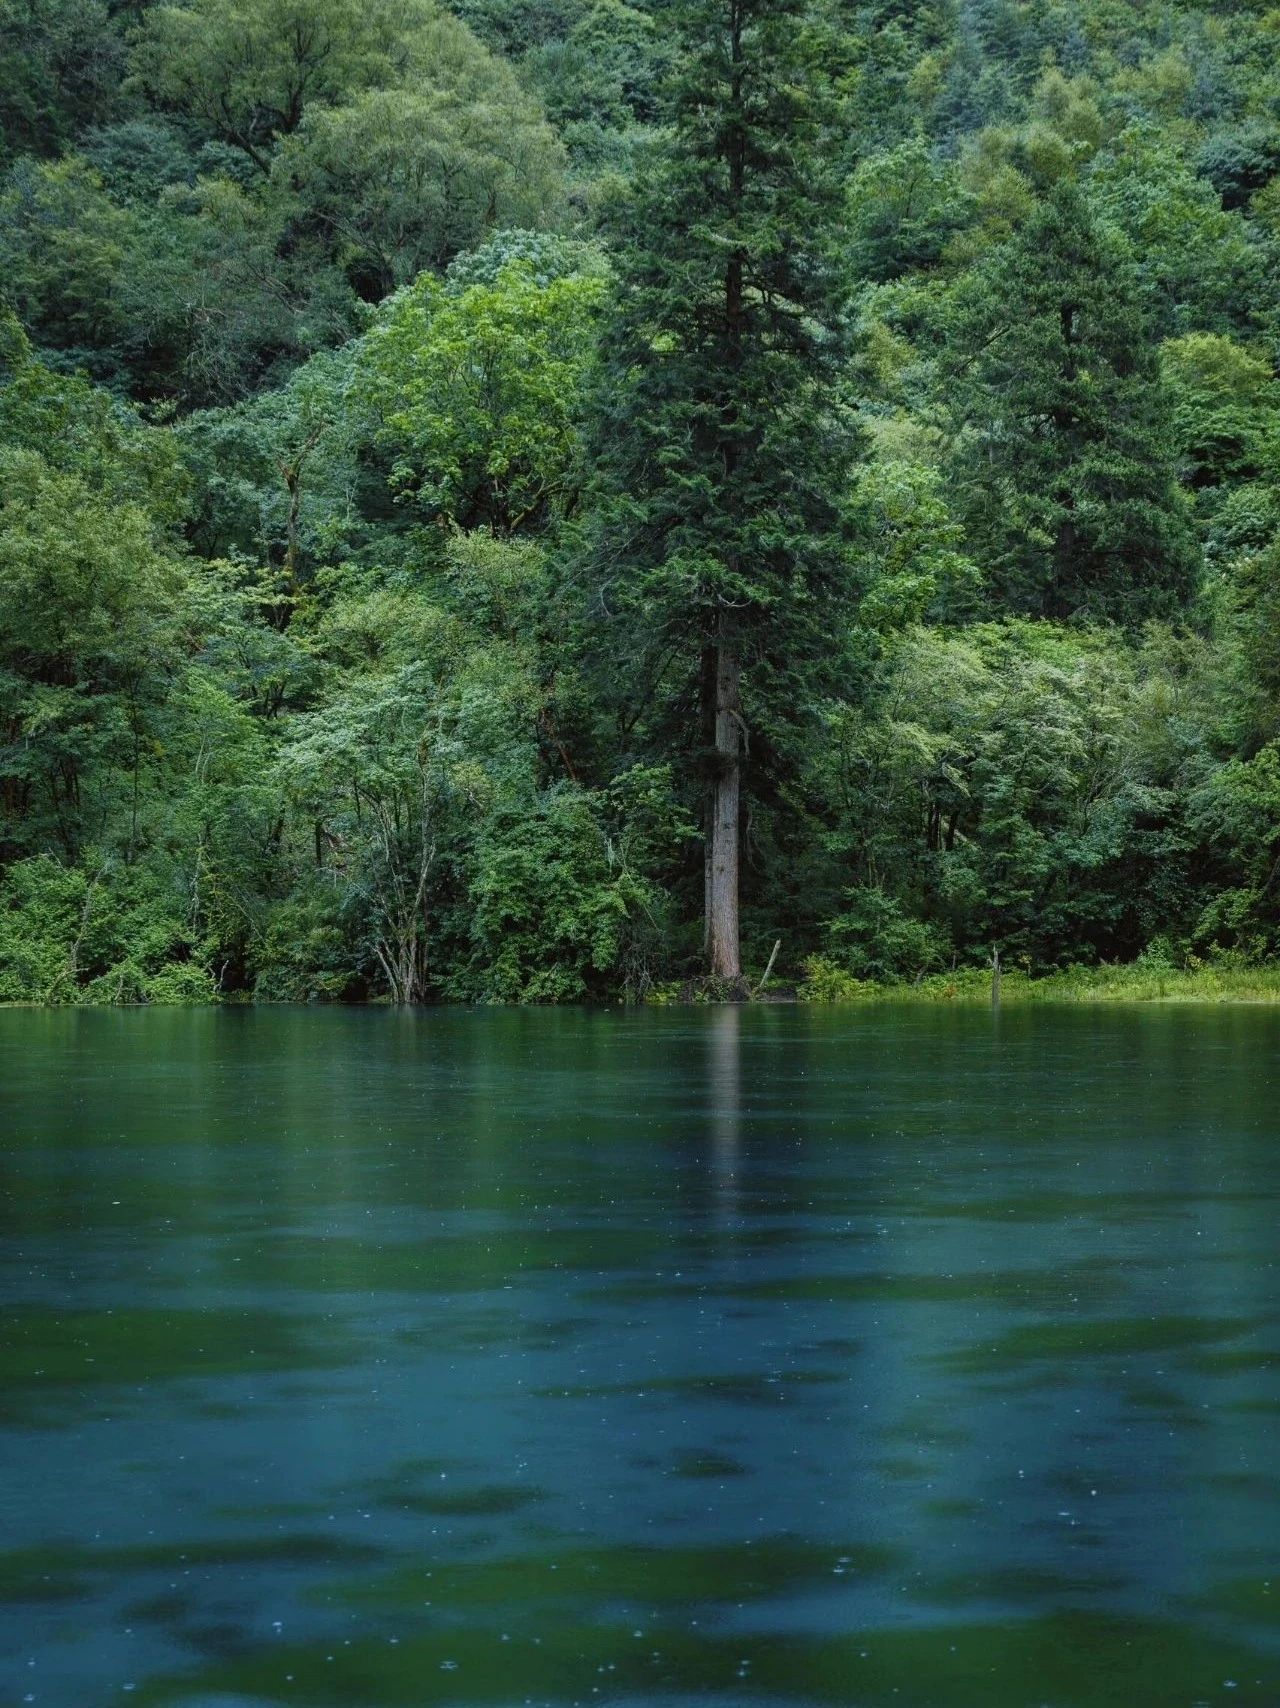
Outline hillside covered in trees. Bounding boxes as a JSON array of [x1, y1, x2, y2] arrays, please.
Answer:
[[3, 0, 1280, 1003]]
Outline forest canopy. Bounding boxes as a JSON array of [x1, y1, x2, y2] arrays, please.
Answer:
[[3, 0, 1280, 1004]]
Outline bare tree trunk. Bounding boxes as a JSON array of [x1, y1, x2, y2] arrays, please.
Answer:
[[702, 3, 747, 990], [704, 619, 743, 983]]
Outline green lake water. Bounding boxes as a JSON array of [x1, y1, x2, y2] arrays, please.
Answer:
[[1, 1005, 1278, 1707]]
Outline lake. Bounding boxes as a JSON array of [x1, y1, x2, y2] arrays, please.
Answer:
[[1, 1005, 1278, 1707]]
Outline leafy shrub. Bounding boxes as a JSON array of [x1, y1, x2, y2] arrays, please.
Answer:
[[822, 886, 949, 982], [445, 778, 678, 1003], [1135, 935, 1179, 972], [0, 856, 216, 1004], [251, 894, 361, 1003], [797, 956, 874, 1003]]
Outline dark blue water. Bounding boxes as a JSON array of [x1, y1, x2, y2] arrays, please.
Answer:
[[1, 1005, 1277, 1706]]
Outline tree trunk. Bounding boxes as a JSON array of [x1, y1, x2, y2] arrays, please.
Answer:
[[704, 618, 743, 982], [703, 1, 747, 989]]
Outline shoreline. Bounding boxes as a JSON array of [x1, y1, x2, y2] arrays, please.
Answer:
[[787, 966, 1280, 1007], [6, 967, 1280, 1010]]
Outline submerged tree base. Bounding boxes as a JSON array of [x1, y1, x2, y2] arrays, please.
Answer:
[[677, 974, 754, 1005]]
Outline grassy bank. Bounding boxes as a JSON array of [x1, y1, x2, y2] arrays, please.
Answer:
[[792, 959, 1280, 1005], [8, 963, 1280, 1008]]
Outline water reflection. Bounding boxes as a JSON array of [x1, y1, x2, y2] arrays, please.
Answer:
[[707, 1004, 741, 1222], [0, 1006, 1277, 1706]]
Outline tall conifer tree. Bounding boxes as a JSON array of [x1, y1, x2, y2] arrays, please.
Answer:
[[943, 184, 1198, 623], [591, 0, 857, 986]]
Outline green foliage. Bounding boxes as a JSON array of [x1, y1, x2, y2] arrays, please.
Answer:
[[0, 444, 188, 861], [132, 0, 444, 170], [0, 155, 129, 358], [177, 345, 363, 573], [1162, 331, 1279, 493], [0, 0, 570, 409], [81, 120, 198, 205], [274, 34, 565, 297], [795, 956, 874, 1004], [446, 778, 672, 1002], [0, 857, 216, 1005], [589, 0, 861, 982], [940, 183, 1198, 622], [111, 173, 342, 407], [4, 0, 1280, 1004], [847, 142, 972, 281], [358, 259, 604, 530], [798, 958, 1280, 1006], [523, 0, 672, 135], [851, 424, 981, 629], [823, 886, 949, 982], [1187, 741, 1280, 957], [0, 314, 187, 518], [807, 620, 1216, 970], [0, 0, 126, 165], [593, 0, 858, 636], [1089, 128, 1267, 339]]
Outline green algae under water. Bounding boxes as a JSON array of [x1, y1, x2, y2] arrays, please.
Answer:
[[1, 1004, 1278, 1707]]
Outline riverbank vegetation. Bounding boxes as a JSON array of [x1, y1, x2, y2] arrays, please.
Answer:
[[4, 0, 1280, 1004], [794, 958, 1280, 1005]]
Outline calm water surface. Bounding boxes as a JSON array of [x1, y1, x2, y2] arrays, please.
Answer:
[[1, 1006, 1278, 1707]]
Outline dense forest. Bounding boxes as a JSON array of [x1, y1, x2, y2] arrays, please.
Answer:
[[2, 0, 1280, 1003]]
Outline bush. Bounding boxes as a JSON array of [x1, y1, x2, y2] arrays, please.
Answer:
[[444, 780, 676, 1003], [251, 893, 362, 1003], [0, 856, 217, 1004], [797, 956, 875, 1003], [822, 885, 949, 982]]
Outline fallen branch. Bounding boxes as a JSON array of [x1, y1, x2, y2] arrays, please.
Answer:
[[753, 938, 782, 999]]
